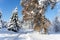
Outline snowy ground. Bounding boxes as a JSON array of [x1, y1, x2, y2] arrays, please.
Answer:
[[0, 28, 60, 40]]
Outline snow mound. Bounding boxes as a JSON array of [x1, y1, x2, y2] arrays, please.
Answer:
[[0, 28, 60, 40]]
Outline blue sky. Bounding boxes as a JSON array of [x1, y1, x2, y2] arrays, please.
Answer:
[[0, 0, 22, 21], [0, 0, 60, 22]]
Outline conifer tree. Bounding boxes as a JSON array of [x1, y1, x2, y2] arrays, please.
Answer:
[[54, 16, 60, 32], [0, 11, 6, 28], [7, 7, 22, 32]]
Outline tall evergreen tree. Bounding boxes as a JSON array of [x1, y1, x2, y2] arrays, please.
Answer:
[[7, 7, 22, 32]]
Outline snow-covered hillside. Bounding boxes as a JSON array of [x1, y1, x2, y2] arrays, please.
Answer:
[[0, 0, 60, 40], [0, 28, 60, 40]]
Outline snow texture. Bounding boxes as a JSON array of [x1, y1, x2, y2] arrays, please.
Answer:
[[0, 28, 60, 40]]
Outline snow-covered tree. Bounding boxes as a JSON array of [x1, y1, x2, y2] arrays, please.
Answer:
[[0, 11, 6, 28], [21, 0, 35, 29], [21, 0, 56, 34], [0, 11, 2, 28], [53, 16, 60, 32], [7, 7, 22, 32]]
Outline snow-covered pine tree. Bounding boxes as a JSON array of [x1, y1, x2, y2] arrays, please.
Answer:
[[0, 11, 6, 28], [21, 0, 56, 34], [53, 16, 60, 32], [7, 7, 22, 32]]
